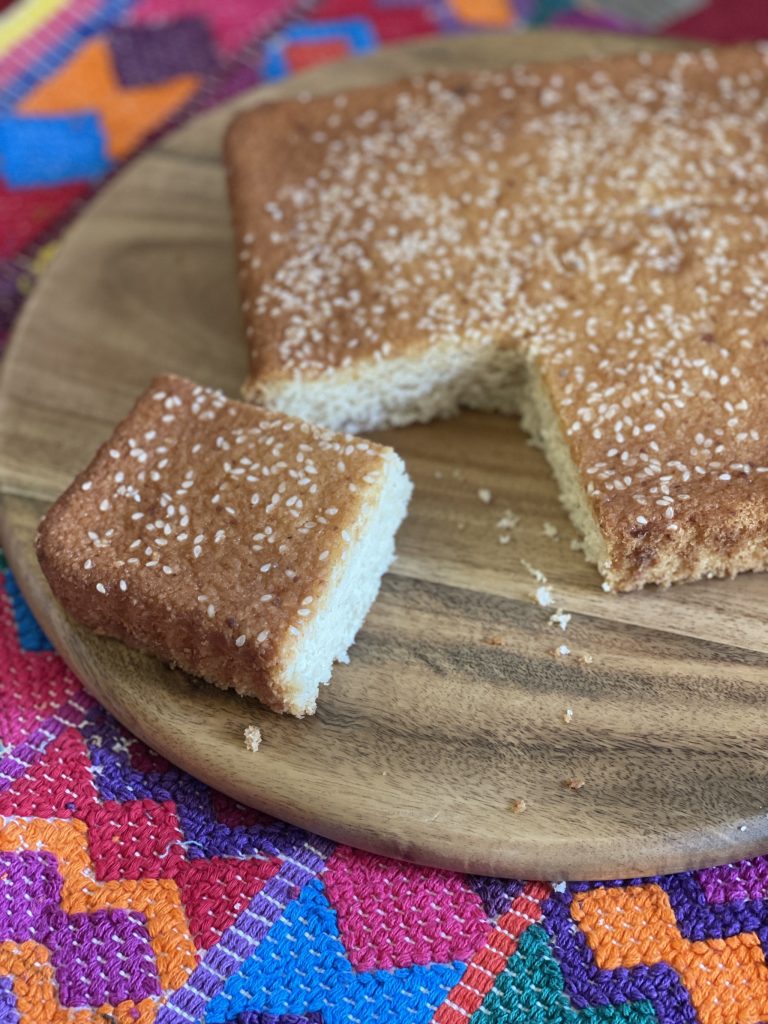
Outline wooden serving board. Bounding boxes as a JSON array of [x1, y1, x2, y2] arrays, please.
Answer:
[[3, 29, 767, 882]]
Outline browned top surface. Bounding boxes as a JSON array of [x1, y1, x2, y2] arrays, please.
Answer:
[[36, 374, 391, 666], [227, 44, 768, 580]]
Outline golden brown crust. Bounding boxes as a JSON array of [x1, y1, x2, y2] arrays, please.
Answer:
[[35, 375, 393, 711], [226, 44, 768, 590]]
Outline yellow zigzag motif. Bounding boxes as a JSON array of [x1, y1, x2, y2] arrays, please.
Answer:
[[0, 817, 197, 1023]]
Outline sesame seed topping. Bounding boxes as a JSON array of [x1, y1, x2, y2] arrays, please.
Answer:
[[232, 47, 768, 589], [61, 376, 394, 685]]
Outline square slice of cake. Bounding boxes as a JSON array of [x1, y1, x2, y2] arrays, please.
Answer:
[[36, 375, 412, 715], [225, 44, 768, 591]]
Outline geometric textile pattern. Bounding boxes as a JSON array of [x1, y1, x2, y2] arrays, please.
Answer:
[[322, 845, 489, 971]]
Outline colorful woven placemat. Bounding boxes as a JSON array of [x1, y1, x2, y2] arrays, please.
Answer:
[[4, 1, 768, 1021]]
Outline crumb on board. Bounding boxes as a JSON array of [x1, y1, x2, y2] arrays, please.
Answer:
[[535, 585, 554, 608], [580, 653, 594, 665], [457, 521, 466, 531], [477, 487, 493, 504], [521, 559, 547, 583], [498, 534, 511, 544], [484, 634, 506, 646], [555, 644, 571, 657], [570, 538, 584, 552], [739, 824, 747, 832], [601, 581, 613, 593], [549, 608, 571, 630], [563, 707, 574, 723], [542, 522, 558, 539], [497, 511, 520, 531], [564, 776, 585, 791], [244, 725, 262, 752], [509, 798, 527, 814]]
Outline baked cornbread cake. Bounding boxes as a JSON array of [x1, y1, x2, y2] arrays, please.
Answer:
[[35, 375, 412, 715], [226, 44, 768, 592]]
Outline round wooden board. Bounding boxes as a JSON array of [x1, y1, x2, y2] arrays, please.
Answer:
[[4, 29, 768, 882]]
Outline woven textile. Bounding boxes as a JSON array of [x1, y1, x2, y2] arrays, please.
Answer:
[[5, 0, 768, 1020]]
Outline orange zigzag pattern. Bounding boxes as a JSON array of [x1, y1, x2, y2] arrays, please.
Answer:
[[0, 817, 197, 1023], [573, 883, 768, 1024]]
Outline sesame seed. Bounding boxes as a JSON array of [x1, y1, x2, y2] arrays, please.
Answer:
[[235, 634, 246, 647], [96, 583, 106, 594]]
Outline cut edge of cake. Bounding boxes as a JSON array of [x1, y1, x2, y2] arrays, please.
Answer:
[[243, 342, 528, 435], [269, 446, 412, 715]]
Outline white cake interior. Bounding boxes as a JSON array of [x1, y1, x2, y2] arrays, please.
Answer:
[[277, 450, 413, 715]]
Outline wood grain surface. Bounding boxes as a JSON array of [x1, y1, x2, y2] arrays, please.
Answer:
[[4, 30, 766, 881]]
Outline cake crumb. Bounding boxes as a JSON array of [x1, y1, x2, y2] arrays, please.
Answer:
[[580, 653, 594, 665], [498, 534, 511, 544], [509, 798, 527, 814], [497, 511, 520, 531], [484, 634, 506, 646], [570, 538, 584, 552], [244, 725, 262, 752], [521, 560, 547, 583], [555, 643, 570, 657], [542, 521, 559, 540], [564, 776, 585, 791], [563, 707, 574, 723], [477, 487, 493, 504], [601, 581, 613, 592], [549, 608, 571, 630]]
